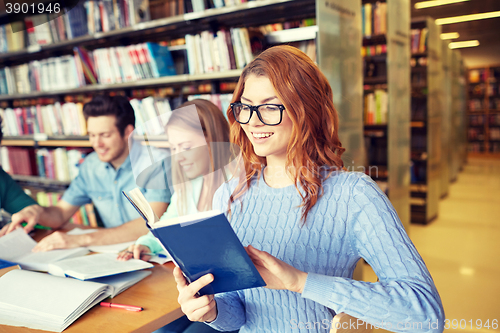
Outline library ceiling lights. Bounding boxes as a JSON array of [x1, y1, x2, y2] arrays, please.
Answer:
[[440, 32, 460, 40], [448, 40, 480, 49], [435, 11, 500, 25], [414, 0, 468, 10]]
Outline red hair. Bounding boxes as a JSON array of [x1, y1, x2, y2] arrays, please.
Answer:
[[227, 45, 345, 223]]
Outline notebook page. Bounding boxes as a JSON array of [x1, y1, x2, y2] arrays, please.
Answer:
[[48, 253, 153, 280], [0, 270, 109, 319], [0, 228, 36, 261]]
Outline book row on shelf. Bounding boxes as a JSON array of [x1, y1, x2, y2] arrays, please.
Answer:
[[0, 93, 232, 136], [0, 25, 266, 96], [410, 28, 428, 54], [469, 67, 500, 84], [0, 146, 91, 180], [469, 114, 485, 126], [0, 41, 177, 94], [467, 142, 500, 153], [0, 8, 88, 52], [468, 98, 500, 111], [363, 89, 387, 125], [151, 0, 262, 18], [468, 114, 500, 126], [361, 2, 387, 37], [468, 82, 500, 97], [34, 190, 98, 227], [467, 66, 500, 154], [184, 28, 253, 75], [361, 44, 386, 57], [467, 128, 484, 141], [2, 102, 87, 136]]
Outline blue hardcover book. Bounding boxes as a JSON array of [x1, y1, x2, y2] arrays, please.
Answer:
[[0, 259, 18, 270], [122, 189, 266, 296], [145, 42, 177, 77]]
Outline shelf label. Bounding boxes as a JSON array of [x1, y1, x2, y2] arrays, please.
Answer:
[[133, 23, 147, 31], [183, 12, 204, 21], [27, 44, 42, 53], [34, 133, 48, 141]]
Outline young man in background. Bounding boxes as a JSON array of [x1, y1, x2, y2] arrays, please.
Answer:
[[0, 95, 171, 251]]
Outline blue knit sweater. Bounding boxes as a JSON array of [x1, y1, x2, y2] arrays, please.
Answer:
[[207, 171, 444, 333]]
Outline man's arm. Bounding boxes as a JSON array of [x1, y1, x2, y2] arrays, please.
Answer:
[[33, 202, 169, 251], [0, 200, 80, 236]]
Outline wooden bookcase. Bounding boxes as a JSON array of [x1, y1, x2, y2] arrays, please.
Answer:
[[409, 17, 442, 224], [467, 65, 500, 156]]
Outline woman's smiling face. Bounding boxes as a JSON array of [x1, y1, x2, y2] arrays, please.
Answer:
[[240, 74, 293, 161], [167, 125, 210, 180]]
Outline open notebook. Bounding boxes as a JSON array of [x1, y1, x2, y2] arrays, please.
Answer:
[[0, 228, 89, 271], [48, 253, 153, 280], [0, 269, 151, 332]]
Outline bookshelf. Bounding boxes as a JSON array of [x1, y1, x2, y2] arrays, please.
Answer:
[[0, 0, 369, 193], [2, 135, 91, 147], [361, 0, 411, 230], [440, 40, 451, 198], [0, 70, 244, 101], [467, 65, 500, 156], [450, 50, 467, 182], [409, 17, 442, 225]]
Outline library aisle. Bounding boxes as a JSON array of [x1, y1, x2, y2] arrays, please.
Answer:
[[364, 156, 500, 332]]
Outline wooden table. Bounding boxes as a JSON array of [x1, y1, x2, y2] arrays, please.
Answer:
[[0, 229, 184, 332]]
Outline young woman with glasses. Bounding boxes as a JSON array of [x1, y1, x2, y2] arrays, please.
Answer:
[[173, 45, 444, 333]]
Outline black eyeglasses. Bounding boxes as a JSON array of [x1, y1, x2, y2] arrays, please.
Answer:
[[230, 103, 285, 126]]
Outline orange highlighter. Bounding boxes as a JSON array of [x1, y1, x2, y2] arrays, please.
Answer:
[[100, 302, 143, 312]]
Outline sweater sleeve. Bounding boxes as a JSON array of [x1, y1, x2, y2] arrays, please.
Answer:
[[135, 231, 164, 254], [206, 291, 246, 331], [302, 175, 444, 333]]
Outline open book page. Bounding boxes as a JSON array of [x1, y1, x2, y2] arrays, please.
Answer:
[[0, 269, 111, 332], [0, 228, 37, 261], [91, 270, 152, 297], [127, 188, 159, 225], [0, 229, 89, 272], [48, 253, 153, 280]]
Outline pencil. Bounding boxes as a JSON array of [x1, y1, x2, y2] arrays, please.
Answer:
[[21, 222, 52, 230]]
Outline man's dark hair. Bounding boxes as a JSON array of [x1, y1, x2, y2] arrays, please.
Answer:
[[83, 94, 135, 137]]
